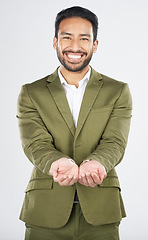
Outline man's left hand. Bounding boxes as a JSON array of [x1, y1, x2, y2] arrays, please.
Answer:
[[78, 160, 107, 187]]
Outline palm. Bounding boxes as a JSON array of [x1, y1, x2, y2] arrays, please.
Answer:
[[78, 160, 107, 187], [58, 163, 78, 176], [50, 158, 78, 186], [80, 161, 99, 175]]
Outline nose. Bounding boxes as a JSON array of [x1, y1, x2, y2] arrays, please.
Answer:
[[70, 39, 81, 51]]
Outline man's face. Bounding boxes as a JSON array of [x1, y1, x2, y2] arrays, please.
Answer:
[[53, 17, 98, 72]]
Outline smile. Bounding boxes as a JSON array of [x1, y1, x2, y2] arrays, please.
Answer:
[[64, 52, 86, 63], [67, 54, 81, 59]]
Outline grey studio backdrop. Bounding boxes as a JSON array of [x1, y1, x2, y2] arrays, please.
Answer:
[[0, 0, 148, 239]]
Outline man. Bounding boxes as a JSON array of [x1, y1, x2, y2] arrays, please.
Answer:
[[17, 6, 132, 240]]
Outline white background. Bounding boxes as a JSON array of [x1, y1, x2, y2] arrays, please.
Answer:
[[0, 0, 148, 239]]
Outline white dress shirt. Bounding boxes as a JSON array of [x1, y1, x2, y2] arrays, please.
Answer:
[[58, 68, 91, 128]]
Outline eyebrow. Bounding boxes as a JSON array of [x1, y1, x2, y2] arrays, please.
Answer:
[[60, 32, 72, 36], [79, 34, 91, 38], [60, 32, 91, 38]]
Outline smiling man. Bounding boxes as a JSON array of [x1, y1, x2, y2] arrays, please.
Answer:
[[17, 6, 132, 240], [54, 17, 97, 73]]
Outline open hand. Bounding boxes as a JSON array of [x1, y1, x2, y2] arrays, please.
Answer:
[[78, 160, 107, 187], [49, 158, 78, 186]]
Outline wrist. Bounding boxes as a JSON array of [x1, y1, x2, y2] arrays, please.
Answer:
[[81, 159, 90, 165], [68, 158, 75, 164]]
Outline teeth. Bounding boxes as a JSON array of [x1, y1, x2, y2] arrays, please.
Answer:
[[67, 54, 81, 59]]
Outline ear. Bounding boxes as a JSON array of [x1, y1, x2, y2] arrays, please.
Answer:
[[93, 39, 98, 53], [53, 37, 57, 50]]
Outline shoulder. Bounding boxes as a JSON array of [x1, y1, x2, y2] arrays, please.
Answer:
[[91, 67, 124, 83], [22, 69, 58, 92], [92, 68, 124, 85], [101, 73, 124, 85], [91, 68, 132, 102], [91, 67, 128, 92]]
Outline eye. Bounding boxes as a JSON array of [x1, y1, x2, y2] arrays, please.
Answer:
[[81, 38, 89, 41], [63, 36, 71, 40]]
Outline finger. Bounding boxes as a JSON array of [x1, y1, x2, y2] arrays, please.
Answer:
[[78, 169, 88, 186], [99, 169, 107, 181], [99, 165, 107, 177], [91, 173, 102, 185], [58, 176, 74, 186], [57, 174, 78, 186], [86, 173, 96, 187], [64, 175, 77, 185], [70, 175, 78, 184], [49, 163, 58, 178], [54, 174, 67, 183], [79, 174, 89, 186], [78, 179, 84, 185], [50, 169, 58, 178], [67, 176, 78, 186]]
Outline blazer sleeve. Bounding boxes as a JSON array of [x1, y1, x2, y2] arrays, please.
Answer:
[[87, 83, 132, 173], [17, 84, 69, 175]]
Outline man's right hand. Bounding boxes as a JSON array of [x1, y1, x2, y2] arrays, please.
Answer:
[[49, 158, 78, 186]]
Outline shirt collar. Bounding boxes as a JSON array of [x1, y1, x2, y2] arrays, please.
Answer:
[[58, 67, 91, 87]]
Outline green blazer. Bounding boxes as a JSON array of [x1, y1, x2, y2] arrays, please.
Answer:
[[17, 67, 132, 228]]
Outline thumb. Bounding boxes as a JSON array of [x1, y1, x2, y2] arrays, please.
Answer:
[[98, 166, 107, 181], [49, 162, 59, 178]]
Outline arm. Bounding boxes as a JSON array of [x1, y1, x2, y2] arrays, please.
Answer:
[[17, 84, 70, 175], [78, 83, 132, 187]]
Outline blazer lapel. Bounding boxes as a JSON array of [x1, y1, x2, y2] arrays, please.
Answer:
[[46, 69, 75, 136], [75, 68, 103, 139]]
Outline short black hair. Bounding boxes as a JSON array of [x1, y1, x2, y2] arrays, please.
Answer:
[[55, 6, 98, 42]]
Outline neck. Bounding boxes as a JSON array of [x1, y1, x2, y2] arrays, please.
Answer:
[[59, 65, 90, 87]]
